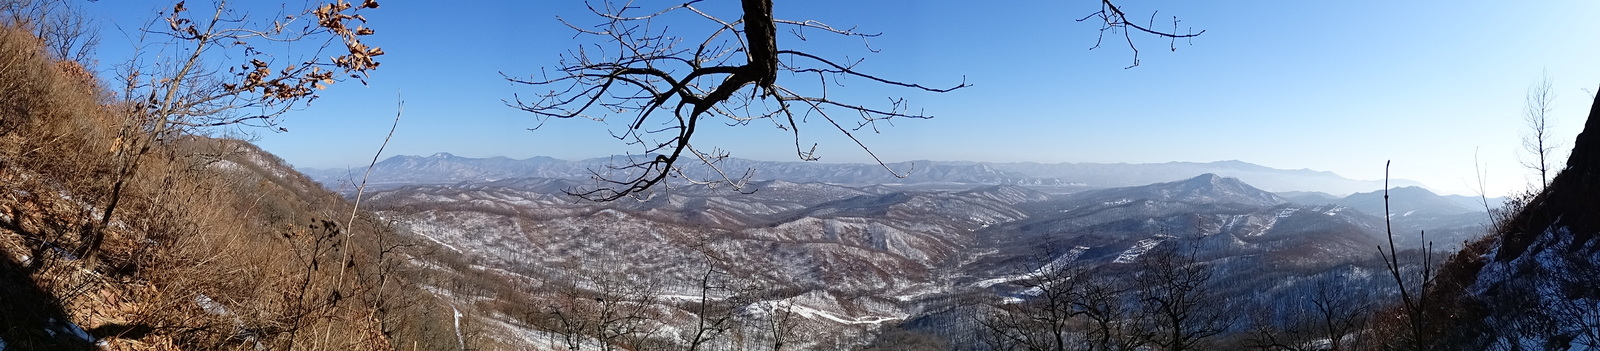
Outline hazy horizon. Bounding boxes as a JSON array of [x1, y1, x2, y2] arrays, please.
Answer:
[[302, 151, 1492, 197], [78, 1, 1600, 198]]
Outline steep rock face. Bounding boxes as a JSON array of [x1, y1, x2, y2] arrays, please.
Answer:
[[1432, 90, 1600, 348], [1498, 92, 1600, 259]]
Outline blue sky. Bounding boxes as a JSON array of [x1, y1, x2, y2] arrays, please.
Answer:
[[80, 1, 1600, 196]]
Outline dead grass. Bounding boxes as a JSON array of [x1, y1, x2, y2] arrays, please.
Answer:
[[0, 23, 451, 350]]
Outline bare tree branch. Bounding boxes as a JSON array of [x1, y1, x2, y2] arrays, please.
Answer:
[[83, 0, 384, 262], [508, 0, 968, 201], [1080, 0, 1206, 69], [1521, 70, 1560, 190]]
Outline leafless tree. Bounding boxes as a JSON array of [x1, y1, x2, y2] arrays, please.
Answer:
[[978, 247, 1147, 351], [83, 0, 384, 262], [1377, 161, 1438, 351], [0, 0, 98, 62], [681, 258, 757, 351], [1522, 71, 1560, 190], [1307, 277, 1371, 351], [1135, 243, 1232, 351], [1241, 276, 1372, 351], [542, 267, 668, 351], [1078, 272, 1145, 351], [513, 0, 1202, 201], [509, 0, 969, 201], [979, 257, 1088, 351], [765, 297, 798, 351]]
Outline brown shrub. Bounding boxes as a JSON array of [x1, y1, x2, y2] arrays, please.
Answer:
[[0, 22, 443, 350]]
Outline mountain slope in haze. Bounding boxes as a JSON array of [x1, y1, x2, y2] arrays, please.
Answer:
[[1278, 190, 1340, 205], [301, 154, 1427, 196], [987, 159, 1424, 195], [1337, 186, 1477, 217], [1073, 173, 1289, 208], [1336, 186, 1496, 249]]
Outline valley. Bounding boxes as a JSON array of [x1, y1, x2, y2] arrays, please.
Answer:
[[342, 155, 1494, 349], [0, 1, 1594, 349]]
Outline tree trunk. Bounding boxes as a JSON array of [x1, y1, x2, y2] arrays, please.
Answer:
[[740, 0, 777, 87], [1499, 85, 1600, 260]]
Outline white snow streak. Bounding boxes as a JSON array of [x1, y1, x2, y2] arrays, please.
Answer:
[[195, 294, 230, 316], [1114, 238, 1165, 264], [1276, 208, 1300, 218], [452, 304, 465, 350], [748, 301, 900, 325], [974, 246, 1089, 288]]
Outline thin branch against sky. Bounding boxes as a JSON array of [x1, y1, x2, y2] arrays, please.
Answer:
[[80, 1, 1600, 197]]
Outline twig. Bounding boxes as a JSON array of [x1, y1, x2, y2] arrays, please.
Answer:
[[323, 92, 402, 349]]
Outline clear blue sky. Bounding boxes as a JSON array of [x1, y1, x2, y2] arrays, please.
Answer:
[[80, 1, 1600, 197]]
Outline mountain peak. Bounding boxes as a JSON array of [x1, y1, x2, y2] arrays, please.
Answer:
[[1336, 186, 1474, 217], [1190, 173, 1224, 182], [429, 152, 456, 159], [1074, 173, 1286, 208], [1177, 173, 1252, 191]]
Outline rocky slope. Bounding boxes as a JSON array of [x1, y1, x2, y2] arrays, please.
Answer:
[[1423, 86, 1600, 349]]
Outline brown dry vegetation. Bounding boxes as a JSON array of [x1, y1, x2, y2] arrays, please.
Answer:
[[0, 24, 453, 350]]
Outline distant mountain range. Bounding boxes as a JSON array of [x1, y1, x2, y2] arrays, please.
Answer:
[[301, 153, 1428, 196]]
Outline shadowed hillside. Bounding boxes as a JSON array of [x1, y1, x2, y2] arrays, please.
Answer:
[[1419, 87, 1600, 349]]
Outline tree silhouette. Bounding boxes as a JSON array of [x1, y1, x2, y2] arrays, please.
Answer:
[[1521, 71, 1560, 190], [512, 0, 1201, 201], [1135, 243, 1233, 351]]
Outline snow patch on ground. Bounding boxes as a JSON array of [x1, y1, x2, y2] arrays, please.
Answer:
[[1114, 238, 1165, 263], [481, 314, 572, 351], [746, 300, 901, 325], [452, 304, 466, 350], [659, 294, 725, 302], [42, 318, 94, 343], [405, 255, 450, 272], [974, 246, 1089, 288], [208, 159, 245, 172], [410, 223, 465, 253], [1276, 207, 1300, 218], [1221, 215, 1246, 233], [63, 322, 90, 342], [893, 284, 952, 302], [1322, 206, 1345, 216], [195, 294, 230, 316]]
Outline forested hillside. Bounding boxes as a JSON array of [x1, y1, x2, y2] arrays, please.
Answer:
[[2, 0, 1596, 350]]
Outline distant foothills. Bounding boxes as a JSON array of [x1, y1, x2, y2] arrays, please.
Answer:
[[300, 153, 1442, 197]]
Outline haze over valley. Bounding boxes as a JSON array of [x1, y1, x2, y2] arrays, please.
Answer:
[[296, 153, 1499, 349], [4, 0, 1599, 350]]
